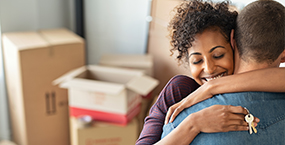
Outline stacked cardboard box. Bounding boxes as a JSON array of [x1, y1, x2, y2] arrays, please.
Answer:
[[53, 65, 158, 125], [2, 28, 85, 145], [70, 117, 139, 145], [54, 64, 158, 145]]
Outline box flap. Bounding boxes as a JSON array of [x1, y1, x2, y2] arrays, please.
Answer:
[[38, 28, 84, 46], [2, 32, 49, 51], [53, 66, 87, 86], [126, 75, 159, 96], [60, 78, 124, 95], [99, 54, 153, 68]]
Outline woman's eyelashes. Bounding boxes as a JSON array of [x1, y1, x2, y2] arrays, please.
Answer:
[[213, 54, 224, 59], [192, 59, 202, 64], [191, 54, 225, 65]]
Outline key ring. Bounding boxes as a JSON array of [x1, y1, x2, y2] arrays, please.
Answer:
[[244, 107, 250, 114]]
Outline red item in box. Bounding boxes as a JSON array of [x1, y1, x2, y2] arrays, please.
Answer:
[[69, 103, 141, 126]]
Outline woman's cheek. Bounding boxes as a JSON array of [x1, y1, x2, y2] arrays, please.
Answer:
[[222, 57, 234, 75], [190, 65, 203, 85]]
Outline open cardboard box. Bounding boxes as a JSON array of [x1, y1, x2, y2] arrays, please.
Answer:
[[99, 54, 158, 131], [53, 65, 159, 125]]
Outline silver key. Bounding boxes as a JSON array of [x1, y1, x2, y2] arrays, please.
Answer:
[[245, 114, 254, 134]]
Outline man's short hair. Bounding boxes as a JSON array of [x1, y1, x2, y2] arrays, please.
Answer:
[[235, 0, 285, 64]]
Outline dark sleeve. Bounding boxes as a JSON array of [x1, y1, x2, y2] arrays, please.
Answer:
[[135, 75, 200, 145]]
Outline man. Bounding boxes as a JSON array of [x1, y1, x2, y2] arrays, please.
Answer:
[[161, 0, 285, 144]]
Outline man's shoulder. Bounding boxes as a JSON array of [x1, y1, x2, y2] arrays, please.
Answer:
[[214, 92, 285, 102], [217, 91, 285, 97]]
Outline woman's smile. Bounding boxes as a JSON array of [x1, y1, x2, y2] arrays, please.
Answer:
[[201, 71, 228, 84]]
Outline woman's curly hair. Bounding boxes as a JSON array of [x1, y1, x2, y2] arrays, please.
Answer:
[[168, 0, 238, 64]]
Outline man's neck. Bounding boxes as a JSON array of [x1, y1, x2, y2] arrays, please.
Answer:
[[234, 60, 272, 74], [233, 49, 282, 74]]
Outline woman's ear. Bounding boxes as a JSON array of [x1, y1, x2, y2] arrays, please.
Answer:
[[230, 29, 235, 50]]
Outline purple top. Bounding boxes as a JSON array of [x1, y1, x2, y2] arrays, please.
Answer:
[[136, 75, 200, 145]]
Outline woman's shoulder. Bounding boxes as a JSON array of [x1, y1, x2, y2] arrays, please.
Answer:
[[149, 75, 200, 113], [168, 75, 199, 86], [161, 74, 200, 100]]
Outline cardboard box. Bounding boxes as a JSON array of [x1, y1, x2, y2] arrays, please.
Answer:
[[99, 54, 154, 77], [0, 140, 17, 145], [2, 28, 85, 145], [70, 117, 138, 145], [53, 65, 159, 125], [148, 0, 192, 95]]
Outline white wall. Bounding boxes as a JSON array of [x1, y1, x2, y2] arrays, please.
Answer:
[[0, 0, 74, 33], [0, 22, 10, 141], [213, 0, 285, 10], [84, 0, 152, 64]]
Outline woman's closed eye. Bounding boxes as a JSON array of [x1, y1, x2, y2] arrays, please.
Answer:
[[213, 54, 224, 59], [192, 59, 203, 64]]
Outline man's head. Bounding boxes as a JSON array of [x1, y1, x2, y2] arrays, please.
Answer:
[[234, 0, 285, 68]]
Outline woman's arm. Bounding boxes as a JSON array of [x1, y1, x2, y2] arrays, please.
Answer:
[[155, 113, 199, 145], [209, 67, 285, 94], [156, 105, 258, 145], [136, 75, 200, 144], [166, 67, 285, 123]]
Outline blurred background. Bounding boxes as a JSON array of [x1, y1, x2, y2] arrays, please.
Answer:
[[0, 0, 284, 145]]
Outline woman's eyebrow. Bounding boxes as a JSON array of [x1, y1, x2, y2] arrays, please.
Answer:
[[209, 46, 225, 53], [190, 45, 225, 57], [189, 52, 201, 57]]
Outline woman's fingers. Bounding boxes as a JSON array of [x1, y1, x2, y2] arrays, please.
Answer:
[[165, 105, 175, 124], [223, 120, 258, 132], [226, 124, 248, 132], [165, 102, 182, 124], [254, 117, 260, 123], [226, 114, 247, 123], [226, 119, 248, 126], [226, 105, 248, 114], [196, 105, 260, 133], [169, 107, 181, 123], [169, 103, 187, 123], [227, 105, 260, 123]]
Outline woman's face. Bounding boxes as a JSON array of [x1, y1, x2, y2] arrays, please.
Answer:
[[188, 29, 234, 85]]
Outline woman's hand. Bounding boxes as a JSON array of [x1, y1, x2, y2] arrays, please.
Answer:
[[165, 83, 213, 124], [165, 99, 183, 124], [188, 105, 260, 133]]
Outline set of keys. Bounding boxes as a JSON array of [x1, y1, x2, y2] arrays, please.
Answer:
[[244, 107, 257, 134]]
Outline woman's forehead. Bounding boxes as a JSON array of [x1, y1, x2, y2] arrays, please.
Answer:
[[190, 29, 230, 52]]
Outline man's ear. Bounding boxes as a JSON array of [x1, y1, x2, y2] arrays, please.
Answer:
[[230, 29, 235, 50], [281, 49, 285, 63]]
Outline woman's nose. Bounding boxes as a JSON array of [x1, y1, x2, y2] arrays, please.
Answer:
[[203, 59, 216, 74]]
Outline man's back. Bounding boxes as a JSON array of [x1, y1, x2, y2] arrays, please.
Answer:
[[162, 92, 285, 145]]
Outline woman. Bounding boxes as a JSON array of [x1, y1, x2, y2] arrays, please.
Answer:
[[136, 0, 285, 144]]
